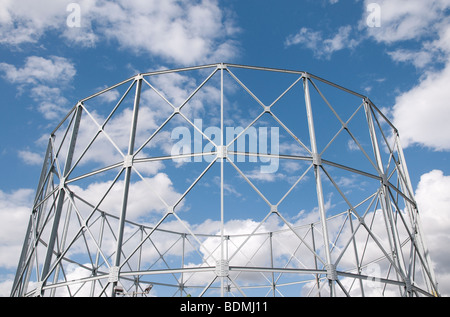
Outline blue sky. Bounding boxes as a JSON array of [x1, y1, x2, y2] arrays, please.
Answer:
[[0, 0, 449, 297]]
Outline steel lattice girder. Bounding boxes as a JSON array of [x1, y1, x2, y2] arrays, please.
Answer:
[[11, 63, 439, 297]]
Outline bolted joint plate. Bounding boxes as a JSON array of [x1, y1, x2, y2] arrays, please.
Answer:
[[123, 155, 134, 168], [108, 266, 120, 283], [381, 173, 389, 186], [216, 260, 229, 277], [404, 276, 412, 292], [59, 177, 66, 191], [313, 153, 322, 166], [217, 146, 227, 159], [326, 264, 338, 281]]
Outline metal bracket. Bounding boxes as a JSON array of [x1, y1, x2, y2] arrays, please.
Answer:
[[313, 153, 322, 166], [124, 155, 134, 168], [404, 276, 412, 293], [270, 205, 278, 214], [216, 260, 229, 277], [59, 177, 66, 191], [217, 146, 227, 159], [34, 282, 44, 297], [326, 264, 338, 281], [108, 266, 120, 283], [381, 173, 389, 186]]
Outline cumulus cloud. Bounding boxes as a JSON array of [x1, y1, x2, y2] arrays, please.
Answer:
[[286, 0, 450, 69], [0, 0, 239, 65], [285, 26, 359, 59], [17, 150, 43, 166], [363, 0, 450, 44], [0, 189, 34, 297], [0, 56, 76, 120], [0, 56, 75, 85], [0, 189, 34, 269], [415, 170, 450, 296], [361, 0, 450, 70], [93, 0, 238, 64], [0, 0, 67, 45], [361, 0, 450, 151], [387, 49, 435, 69], [361, 8, 450, 295], [72, 173, 183, 221], [390, 63, 450, 150]]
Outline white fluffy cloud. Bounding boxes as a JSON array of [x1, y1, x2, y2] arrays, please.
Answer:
[[285, 26, 359, 59], [363, 0, 450, 71], [0, 189, 34, 269], [361, 4, 450, 295], [0, 189, 32, 296], [364, 0, 450, 44], [69, 173, 182, 221], [0, 0, 239, 65], [363, 0, 450, 151], [93, 0, 238, 64], [0, 55, 76, 85], [0, 56, 76, 120], [17, 150, 43, 166], [0, 0, 66, 45], [415, 170, 450, 296], [286, 0, 450, 69], [390, 63, 450, 150]]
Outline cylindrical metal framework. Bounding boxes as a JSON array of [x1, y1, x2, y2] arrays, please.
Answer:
[[11, 63, 439, 297]]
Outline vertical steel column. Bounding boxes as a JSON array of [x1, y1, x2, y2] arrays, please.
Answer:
[[348, 209, 364, 296], [11, 214, 33, 297], [12, 136, 51, 296], [111, 76, 142, 296], [363, 100, 408, 292], [23, 164, 56, 296], [396, 135, 439, 296], [311, 224, 321, 297], [181, 233, 186, 297], [90, 212, 106, 297], [220, 64, 226, 297], [269, 232, 275, 297], [50, 200, 73, 297], [303, 75, 336, 296], [40, 104, 83, 295]]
